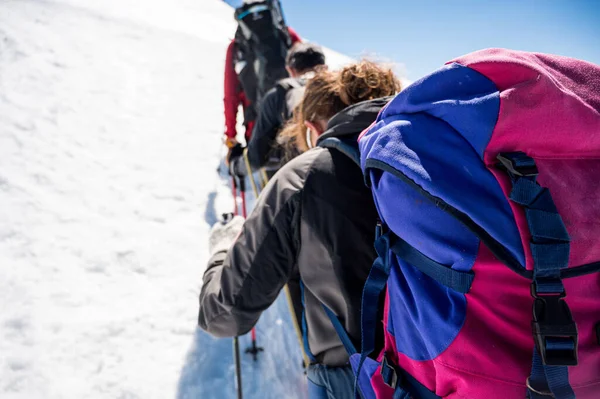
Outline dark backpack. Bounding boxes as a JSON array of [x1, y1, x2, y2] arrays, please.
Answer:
[[254, 77, 305, 175], [234, 1, 292, 121]]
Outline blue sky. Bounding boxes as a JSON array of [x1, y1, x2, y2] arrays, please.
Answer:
[[224, 0, 600, 80]]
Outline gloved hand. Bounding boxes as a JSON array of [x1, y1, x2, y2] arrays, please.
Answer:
[[227, 143, 244, 165], [208, 214, 245, 258], [227, 144, 248, 178]]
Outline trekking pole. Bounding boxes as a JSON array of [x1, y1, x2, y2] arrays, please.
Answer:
[[231, 178, 244, 399], [233, 336, 243, 399], [231, 177, 239, 216], [237, 176, 264, 361], [283, 285, 311, 368], [242, 150, 260, 198], [238, 177, 248, 218], [259, 169, 270, 191], [232, 175, 263, 361]]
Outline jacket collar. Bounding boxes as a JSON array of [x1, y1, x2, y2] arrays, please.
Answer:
[[317, 97, 392, 144]]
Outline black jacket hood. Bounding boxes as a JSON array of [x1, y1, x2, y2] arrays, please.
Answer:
[[317, 96, 392, 144]]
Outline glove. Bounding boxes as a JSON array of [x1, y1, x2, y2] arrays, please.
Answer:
[[208, 214, 245, 257], [227, 143, 244, 165], [228, 144, 248, 178]]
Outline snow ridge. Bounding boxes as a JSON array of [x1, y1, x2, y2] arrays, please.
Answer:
[[0, 0, 353, 398]]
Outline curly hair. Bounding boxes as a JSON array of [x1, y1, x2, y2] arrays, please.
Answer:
[[279, 60, 401, 154]]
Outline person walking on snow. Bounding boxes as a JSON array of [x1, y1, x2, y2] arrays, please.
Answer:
[[228, 42, 327, 179], [199, 61, 402, 399], [223, 0, 301, 159]]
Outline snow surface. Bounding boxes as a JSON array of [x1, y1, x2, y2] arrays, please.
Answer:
[[0, 0, 354, 398]]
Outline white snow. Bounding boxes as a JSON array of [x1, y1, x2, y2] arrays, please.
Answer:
[[0, 1, 353, 398]]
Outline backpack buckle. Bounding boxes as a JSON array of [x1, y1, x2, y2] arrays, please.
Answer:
[[497, 152, 539, 177], [531, 284, 578, 366], [381, 355, 398, 389]]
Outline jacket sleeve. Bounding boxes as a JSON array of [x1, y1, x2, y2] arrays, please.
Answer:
[[246, 86, 284, 171], [198, 158, 310, 337], [224, 40, 241, 139], [288, 27, 301, 44]]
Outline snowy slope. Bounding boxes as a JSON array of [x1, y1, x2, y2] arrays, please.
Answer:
[[0, 1, 352, 398]]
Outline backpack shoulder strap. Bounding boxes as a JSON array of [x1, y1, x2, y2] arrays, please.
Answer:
[[318, 137, 361, 168]]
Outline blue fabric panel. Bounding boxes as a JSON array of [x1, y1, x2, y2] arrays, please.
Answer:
[[372, 171, 480, 273], [378, 63, 500, 159], [359, 63, 525, 268], [387, 257, 467, 360], [368, 171, 475, 360], [350, 354, 378, 399]]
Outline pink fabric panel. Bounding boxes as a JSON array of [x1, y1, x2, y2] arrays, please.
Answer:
[[385, 243, 600, 398], [432, 243, 531, 398], [536, 158, 600, 267], [483, 160, 600, 393], [376, 49, 600, 398], [370, 368, 394, 398], [379, 244, 530, 398], [563, 274, 600, 394], [453, 48, 600, 271], [451, 48, 600, 162]]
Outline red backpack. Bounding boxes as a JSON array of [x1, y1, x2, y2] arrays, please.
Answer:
[[349, 49, 600, 398]]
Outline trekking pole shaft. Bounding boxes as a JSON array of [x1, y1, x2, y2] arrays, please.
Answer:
[[284, 284, 311, 367], [231, 177, 238, 216], [242, 150, 260, 198], [239, 178, 248, 218], [236, 177, 260, 361], [233, 336, 243, 399], [259, 169, 269, 191]]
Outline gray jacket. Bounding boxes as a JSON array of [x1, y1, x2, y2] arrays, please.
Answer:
[[199, 98, 388, 366]]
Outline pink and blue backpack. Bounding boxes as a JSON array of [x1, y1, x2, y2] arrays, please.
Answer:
[[325, 49, 600, 399]]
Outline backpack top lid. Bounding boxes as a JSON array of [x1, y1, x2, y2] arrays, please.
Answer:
[[359, 48, 600, 271], [235, 1, 269, 21], [234, 1, 274, 41], [234, 0, 288, 42], [372, 48, 600, 164], [451, 48, 600, 162]]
